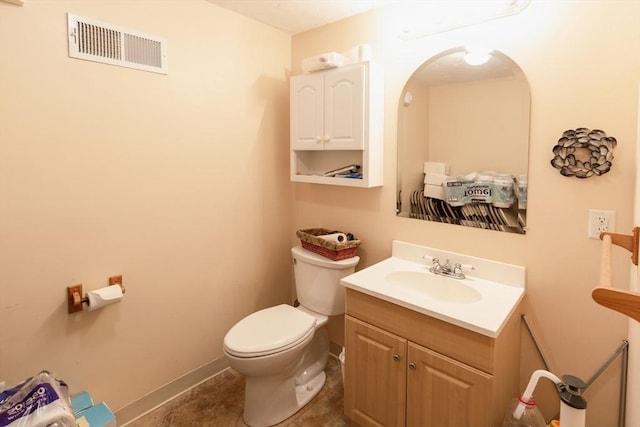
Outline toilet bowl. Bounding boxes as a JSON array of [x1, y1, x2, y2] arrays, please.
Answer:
[[223, 246, 359, 427]]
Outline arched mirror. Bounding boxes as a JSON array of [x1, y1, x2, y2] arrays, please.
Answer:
[[397, 47, 530, 234]]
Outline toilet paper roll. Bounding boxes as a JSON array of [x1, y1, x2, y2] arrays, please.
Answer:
[[423, 184, 445, 200], [318, 233, 347, 243], [87, 285, 123, 311], [424, 172, 449, 185], [423, 162, 450, 175]]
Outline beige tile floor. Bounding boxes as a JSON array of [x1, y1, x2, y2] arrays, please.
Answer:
[[126, 355, 349, 427]]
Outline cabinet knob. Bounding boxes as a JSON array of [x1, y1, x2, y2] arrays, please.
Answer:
[[393, 354, 401, 362], [315, 136, 322, 143], [409, 362, 417, 370], [323, 136, 331, 143]]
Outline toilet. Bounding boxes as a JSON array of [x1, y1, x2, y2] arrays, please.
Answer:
[[223, 245, 359, 427]]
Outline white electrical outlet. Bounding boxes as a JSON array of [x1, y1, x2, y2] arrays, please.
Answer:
[[588, 209, 616, 239]]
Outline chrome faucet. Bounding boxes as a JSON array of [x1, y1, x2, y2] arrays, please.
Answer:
[[428, 258, 467, 279]]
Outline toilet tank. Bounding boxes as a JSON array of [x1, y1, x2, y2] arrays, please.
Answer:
[[291, 246, 360, 316]]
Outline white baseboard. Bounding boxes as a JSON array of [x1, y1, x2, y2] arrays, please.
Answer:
[[115, 356, 230, 426]]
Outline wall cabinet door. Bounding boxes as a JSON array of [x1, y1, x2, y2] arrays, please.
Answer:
[[345, 315, 407, 427], [407, 342, 492, 427], [291, 65, 365, 151], [323, 64, 365, 150], [290, 73, 324, 150]]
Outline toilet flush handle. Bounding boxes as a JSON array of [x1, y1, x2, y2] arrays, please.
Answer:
[[292, 258, 297, 265]]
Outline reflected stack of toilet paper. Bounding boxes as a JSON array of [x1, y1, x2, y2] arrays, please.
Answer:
[[423, 162, 450, 200], [423, 162, 523, 210]]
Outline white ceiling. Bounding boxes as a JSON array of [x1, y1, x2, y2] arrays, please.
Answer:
[[207, 1, 532, 40], [206, 0, 395, 35]]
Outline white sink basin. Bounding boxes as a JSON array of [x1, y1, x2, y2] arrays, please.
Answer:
[[385, 271, 482, 303], [340, 240, 525, 337]]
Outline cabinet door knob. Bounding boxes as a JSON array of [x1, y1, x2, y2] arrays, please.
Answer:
[[393, 354, 401, 362], [409, 362, 417, 370], [315, 136, 322, 143], [324, 136, 331, 143]]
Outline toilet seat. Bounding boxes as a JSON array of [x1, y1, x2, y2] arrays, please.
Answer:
[[224, 304, 317, 358]]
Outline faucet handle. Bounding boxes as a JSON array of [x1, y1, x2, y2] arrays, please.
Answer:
[[453, 263, 475, 276], [426, 256, 442, 274], [422, 255, 441, 266]]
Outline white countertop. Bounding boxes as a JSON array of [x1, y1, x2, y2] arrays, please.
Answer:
[[340, 240, 525, 338]]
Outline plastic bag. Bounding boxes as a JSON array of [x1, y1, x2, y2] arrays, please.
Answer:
[[0, 371, 75, 427]]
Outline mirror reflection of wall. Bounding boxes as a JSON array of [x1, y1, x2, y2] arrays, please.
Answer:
[[397, 47, 531, 234]]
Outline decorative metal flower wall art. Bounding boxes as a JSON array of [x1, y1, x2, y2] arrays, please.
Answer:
[[551, 128, 616, 178]]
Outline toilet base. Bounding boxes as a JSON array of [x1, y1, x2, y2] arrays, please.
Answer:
[[242, 370, 326, 427], [295, 370, 326, 410]]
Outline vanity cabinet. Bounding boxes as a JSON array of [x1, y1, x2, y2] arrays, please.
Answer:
[[344, 289, 521, 427], [289, 62, 383, 187]]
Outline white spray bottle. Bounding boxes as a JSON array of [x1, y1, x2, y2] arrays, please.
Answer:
[[512, 369, 587, 427]]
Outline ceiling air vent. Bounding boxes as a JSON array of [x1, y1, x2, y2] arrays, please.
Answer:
[[67, 13, 168, 74]]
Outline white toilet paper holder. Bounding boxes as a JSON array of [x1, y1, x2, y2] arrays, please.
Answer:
[[67, 275, 126, 314]]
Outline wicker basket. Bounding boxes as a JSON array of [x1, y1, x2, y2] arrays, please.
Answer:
[[296, 228, 361, 261]]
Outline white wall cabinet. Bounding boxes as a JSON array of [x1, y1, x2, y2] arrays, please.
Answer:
[[290, 62, 383, 187]]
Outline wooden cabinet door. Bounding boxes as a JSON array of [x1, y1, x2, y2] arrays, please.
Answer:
[[407, 342, 492, 427], [290, 72, 324, 150], [345, 315, 407, 427], [324, 64, 365, 150]]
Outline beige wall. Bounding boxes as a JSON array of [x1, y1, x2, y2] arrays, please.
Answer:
[[0, 0, 291, 412], [291, 1, 639, 426]]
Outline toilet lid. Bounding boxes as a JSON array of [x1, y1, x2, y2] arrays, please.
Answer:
[[224, 304, 316, 357]]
